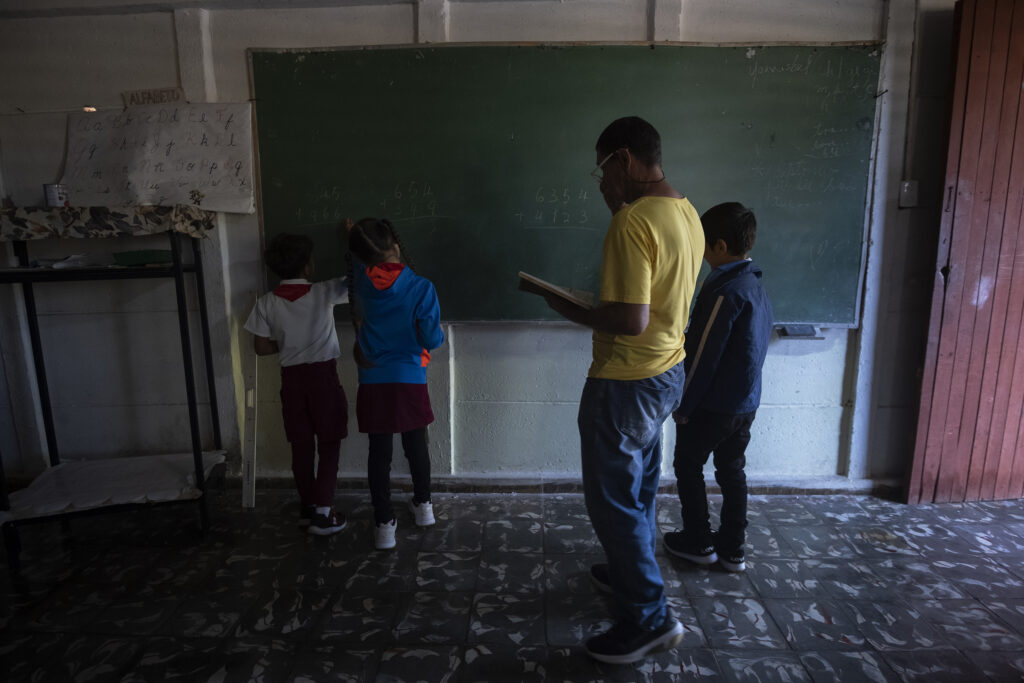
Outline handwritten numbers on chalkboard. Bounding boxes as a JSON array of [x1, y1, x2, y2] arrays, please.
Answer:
[[317, 186, 343, 201], [519, 185, 593, 230], [294, 205, 344, 226], [292, 180, 442, 228], [381, 180, 438, 222], [538, 188, 571, 204], [394, 180, 433, 201], [534, 187, 573, 204]]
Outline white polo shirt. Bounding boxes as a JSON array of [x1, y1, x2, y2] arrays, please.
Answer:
[[244, 278, 349, 367]]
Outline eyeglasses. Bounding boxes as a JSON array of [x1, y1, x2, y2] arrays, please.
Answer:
[[590, 151, 616, 181]]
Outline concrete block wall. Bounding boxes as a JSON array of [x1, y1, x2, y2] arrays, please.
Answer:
[[0, 0, 954, 491]]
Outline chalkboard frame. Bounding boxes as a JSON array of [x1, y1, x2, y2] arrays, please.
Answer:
[[248, 41, 883, 326]]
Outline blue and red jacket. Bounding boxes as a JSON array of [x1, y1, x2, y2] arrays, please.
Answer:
[[351, 257, 445, 385]]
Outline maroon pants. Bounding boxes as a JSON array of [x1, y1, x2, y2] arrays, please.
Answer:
[[280, 360, 348, 507]]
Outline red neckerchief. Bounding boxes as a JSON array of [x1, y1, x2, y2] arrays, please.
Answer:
[[367, 262, 405, 290], [273, 283, 312, 301]]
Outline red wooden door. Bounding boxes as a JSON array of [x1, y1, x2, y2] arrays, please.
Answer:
[[909, 0, 1024, 503]]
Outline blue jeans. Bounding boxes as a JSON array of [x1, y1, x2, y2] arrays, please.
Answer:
[[578, 361, 685, 630]]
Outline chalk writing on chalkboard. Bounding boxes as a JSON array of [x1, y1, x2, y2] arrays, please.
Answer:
[[61, 103, 255, 214], [513, 185, 594, 231], [291, 179, 446, 228], [251, 44, 881, 323]]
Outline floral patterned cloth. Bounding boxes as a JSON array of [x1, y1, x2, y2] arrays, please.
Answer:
[[0, 205, 215, 241]]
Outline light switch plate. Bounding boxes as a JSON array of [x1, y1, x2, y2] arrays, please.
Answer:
[[899, 180, 919, 208]]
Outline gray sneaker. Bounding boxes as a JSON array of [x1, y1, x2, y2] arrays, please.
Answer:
[[409, 500, 435, 527], [375, 518, 397, 550]]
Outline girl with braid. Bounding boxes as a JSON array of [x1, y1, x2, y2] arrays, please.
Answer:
[[345, 217, 445, 550]]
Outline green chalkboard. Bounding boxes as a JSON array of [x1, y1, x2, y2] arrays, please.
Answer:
[[251, 44, 880, 324]]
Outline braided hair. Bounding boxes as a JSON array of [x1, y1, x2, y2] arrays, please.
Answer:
[[348, 217, 415, 270], [345, 217, 416, 368]]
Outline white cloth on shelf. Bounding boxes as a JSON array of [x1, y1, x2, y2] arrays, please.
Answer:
[[7, 451, 225, 520]]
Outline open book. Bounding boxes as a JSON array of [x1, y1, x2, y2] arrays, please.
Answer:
[[517, 271, 594, 309]]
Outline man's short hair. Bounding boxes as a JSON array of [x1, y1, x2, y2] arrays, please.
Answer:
[[264, 233, 313, 279], [596, 116, 662, 167], [701, 202, 757, 256]]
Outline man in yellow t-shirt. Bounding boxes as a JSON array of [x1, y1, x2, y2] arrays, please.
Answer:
[[545, 116, 704, 665]]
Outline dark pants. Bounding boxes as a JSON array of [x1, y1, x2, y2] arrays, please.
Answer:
[[280, 360, 348, 508], [290, 439, 341, 507], [368, 427, 431, 524], [673, 409, 756, 552]]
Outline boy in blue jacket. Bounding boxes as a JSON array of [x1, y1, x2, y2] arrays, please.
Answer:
[[664, 202, 773, 572]]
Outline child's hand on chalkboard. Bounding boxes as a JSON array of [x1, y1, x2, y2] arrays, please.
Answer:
[[343, 218, 355, 232]]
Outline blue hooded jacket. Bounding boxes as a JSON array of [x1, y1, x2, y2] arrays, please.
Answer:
[[351, 257, 445, 385], [676, 259, 773, 418]]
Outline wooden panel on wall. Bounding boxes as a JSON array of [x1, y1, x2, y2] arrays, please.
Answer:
[[909, 0, 975, 505], [909, 0, 1024, 503], [974, 3, 1024, 501]]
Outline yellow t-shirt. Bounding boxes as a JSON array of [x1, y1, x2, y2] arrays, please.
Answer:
[[589, 196, 704, 380]]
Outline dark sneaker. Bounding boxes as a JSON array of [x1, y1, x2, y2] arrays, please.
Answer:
[[589, 563, 612, 595], [664, 531, 717, 565], [308, 509, 347, 536], [585, 615, 684, 664], [717, 547, 746, 573], [298, 505, 315, 528]]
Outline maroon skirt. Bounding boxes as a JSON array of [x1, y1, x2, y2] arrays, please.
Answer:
[[356, 382, 434, 434], [279, 360, 348, 443]]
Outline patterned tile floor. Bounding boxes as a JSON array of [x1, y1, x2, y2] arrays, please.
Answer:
[[3, 489, 1024, 681]]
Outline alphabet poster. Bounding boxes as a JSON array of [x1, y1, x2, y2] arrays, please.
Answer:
[[61, 103, 255, 214]]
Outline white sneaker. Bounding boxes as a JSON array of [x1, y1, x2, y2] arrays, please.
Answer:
[[375, 518, 397, 550], [409, 500, 435, 527]]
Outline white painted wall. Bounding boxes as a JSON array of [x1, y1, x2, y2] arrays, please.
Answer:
[[0, 0, 954, 491]]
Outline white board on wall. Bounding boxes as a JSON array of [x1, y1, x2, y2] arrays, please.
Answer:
[[61, 103, 255, 214]]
